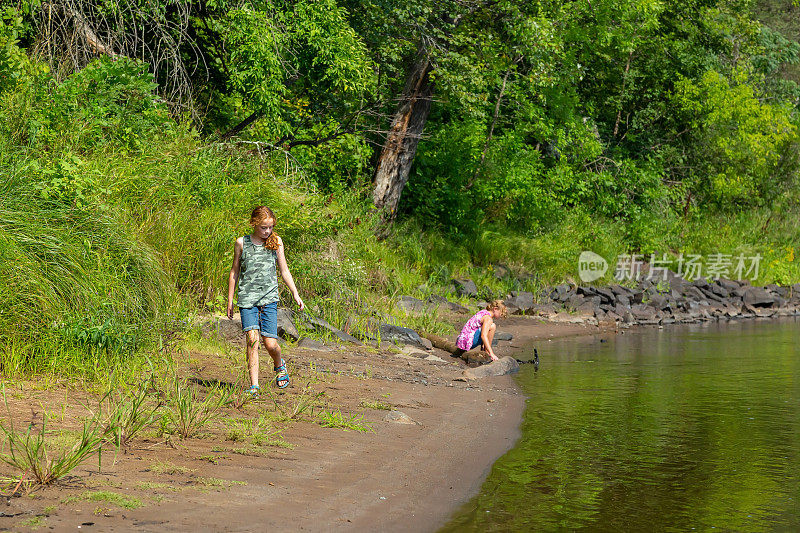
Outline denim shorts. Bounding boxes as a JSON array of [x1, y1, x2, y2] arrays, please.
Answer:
[[239, 302, 278, 338], [470, 328, 482, 350]]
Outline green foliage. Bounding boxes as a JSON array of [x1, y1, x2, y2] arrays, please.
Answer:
[[673, 69, 799, 206], [0, 54, 167, 150], [222, 6, 287, 128]]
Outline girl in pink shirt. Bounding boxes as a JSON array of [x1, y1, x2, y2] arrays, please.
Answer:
[[456, 300, 507, 360]]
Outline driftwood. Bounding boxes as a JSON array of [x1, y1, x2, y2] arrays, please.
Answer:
[[421, 333, 458, 354], [420, 333, 492, 365]]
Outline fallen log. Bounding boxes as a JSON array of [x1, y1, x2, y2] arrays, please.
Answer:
[[420, 333, 492, 365]]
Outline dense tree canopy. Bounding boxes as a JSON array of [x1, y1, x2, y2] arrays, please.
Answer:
[[2, 0, 799, 237]]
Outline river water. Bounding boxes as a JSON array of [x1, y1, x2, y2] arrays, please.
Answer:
[[443, 318, 800, 532]]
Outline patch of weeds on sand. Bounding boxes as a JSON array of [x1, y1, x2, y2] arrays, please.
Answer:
[[305, 361, 334, 384], [316, 409, 371, 432], [135, 481, 179, 492], [63, 490, 143, 510], [20, 515, 45, 529], [163, 378, 231, 439], [0, 406, 107, 487], [148, 460, 194, 475], [194, 477, 246, 492], [41, 505, 56, 515], [359, 399, 392, 410], [223, 415, 286, 446], [94, 506, 111, 516], [86, 477, 122, 489], [250, 433, 293, 448], [196, 454, 223, 464], [265, 382, 324, 422], [102, 381, 159, 449]]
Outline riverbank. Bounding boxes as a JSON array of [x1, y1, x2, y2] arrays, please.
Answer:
[[7, 270, 800, 531], [0, 313, 604, 532]]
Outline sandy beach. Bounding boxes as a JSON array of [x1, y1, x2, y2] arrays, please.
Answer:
[[0, 317, 603, 532]]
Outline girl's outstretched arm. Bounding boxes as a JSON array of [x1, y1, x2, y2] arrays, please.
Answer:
[[227, 237, 244, 319], [480, 315, 498, 360], [276, 236, 305, 310]]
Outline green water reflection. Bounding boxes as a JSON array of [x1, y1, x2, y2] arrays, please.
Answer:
[[443, 318, 800, 532]]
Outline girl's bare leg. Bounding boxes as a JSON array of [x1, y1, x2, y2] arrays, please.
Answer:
[[483, 323, 497, 358], [246, 330, 260, 387], [262, 337, 282, 368]]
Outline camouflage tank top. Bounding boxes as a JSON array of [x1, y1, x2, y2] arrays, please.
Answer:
[[237, 235, 279, 308]]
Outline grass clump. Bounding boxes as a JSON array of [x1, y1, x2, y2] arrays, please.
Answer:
[[63, 490, 143, 510], [162, 378, 231, 439], [135, 481, 180, 492], [0, 413, 107, 487], [223, 415, 285, 446], [20, 515, 46, 529], [265, 382, 324, 422], [195, 477, 247, 491], [359, 399, 392, 411], [102, 381, 159, 449], [316, 409, 371, 432], [148, 460, 194, 475]]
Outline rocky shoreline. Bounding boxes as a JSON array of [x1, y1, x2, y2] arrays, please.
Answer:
[[500, 273, 800, 328]]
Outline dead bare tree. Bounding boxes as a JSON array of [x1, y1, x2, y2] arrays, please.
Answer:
[[32, 0, 201, 115], [372, 49, 435, 222]]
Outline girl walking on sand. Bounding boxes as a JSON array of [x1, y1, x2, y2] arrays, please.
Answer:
[[456, 300, 507, 361], [227, 206, 304, 395]]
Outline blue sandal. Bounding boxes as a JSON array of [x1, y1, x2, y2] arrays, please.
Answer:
[[274, 359, 289, 389], [246, 385, 260, 397]]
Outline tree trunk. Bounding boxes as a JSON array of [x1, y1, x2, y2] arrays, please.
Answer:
[[372, 51, 435, 221]]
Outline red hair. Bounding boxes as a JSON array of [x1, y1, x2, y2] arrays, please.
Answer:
[[249, 206, 280, 250]]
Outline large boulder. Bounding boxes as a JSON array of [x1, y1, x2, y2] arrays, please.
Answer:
[[396, 295, 427, 314], [648, 293, 670, 311], [505, 291, 535, 313], [372, 321, 429, 350], [462, 356, 520, 379], [718, 278, 740, 293], [566, 293, 586, 311], [743, 287, 775, 308], [277, 308, 299, 341], [550, 284, 573, 303], [631, 304, 657, 321], [681, 285, 708, 302], [428, 295, 469, 313], [708, 282, 729, 299], [577, 286, 614, 305], [531, 303, 557, 318], [698, 286, 725, 303], [453, 278, 479, 297]]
